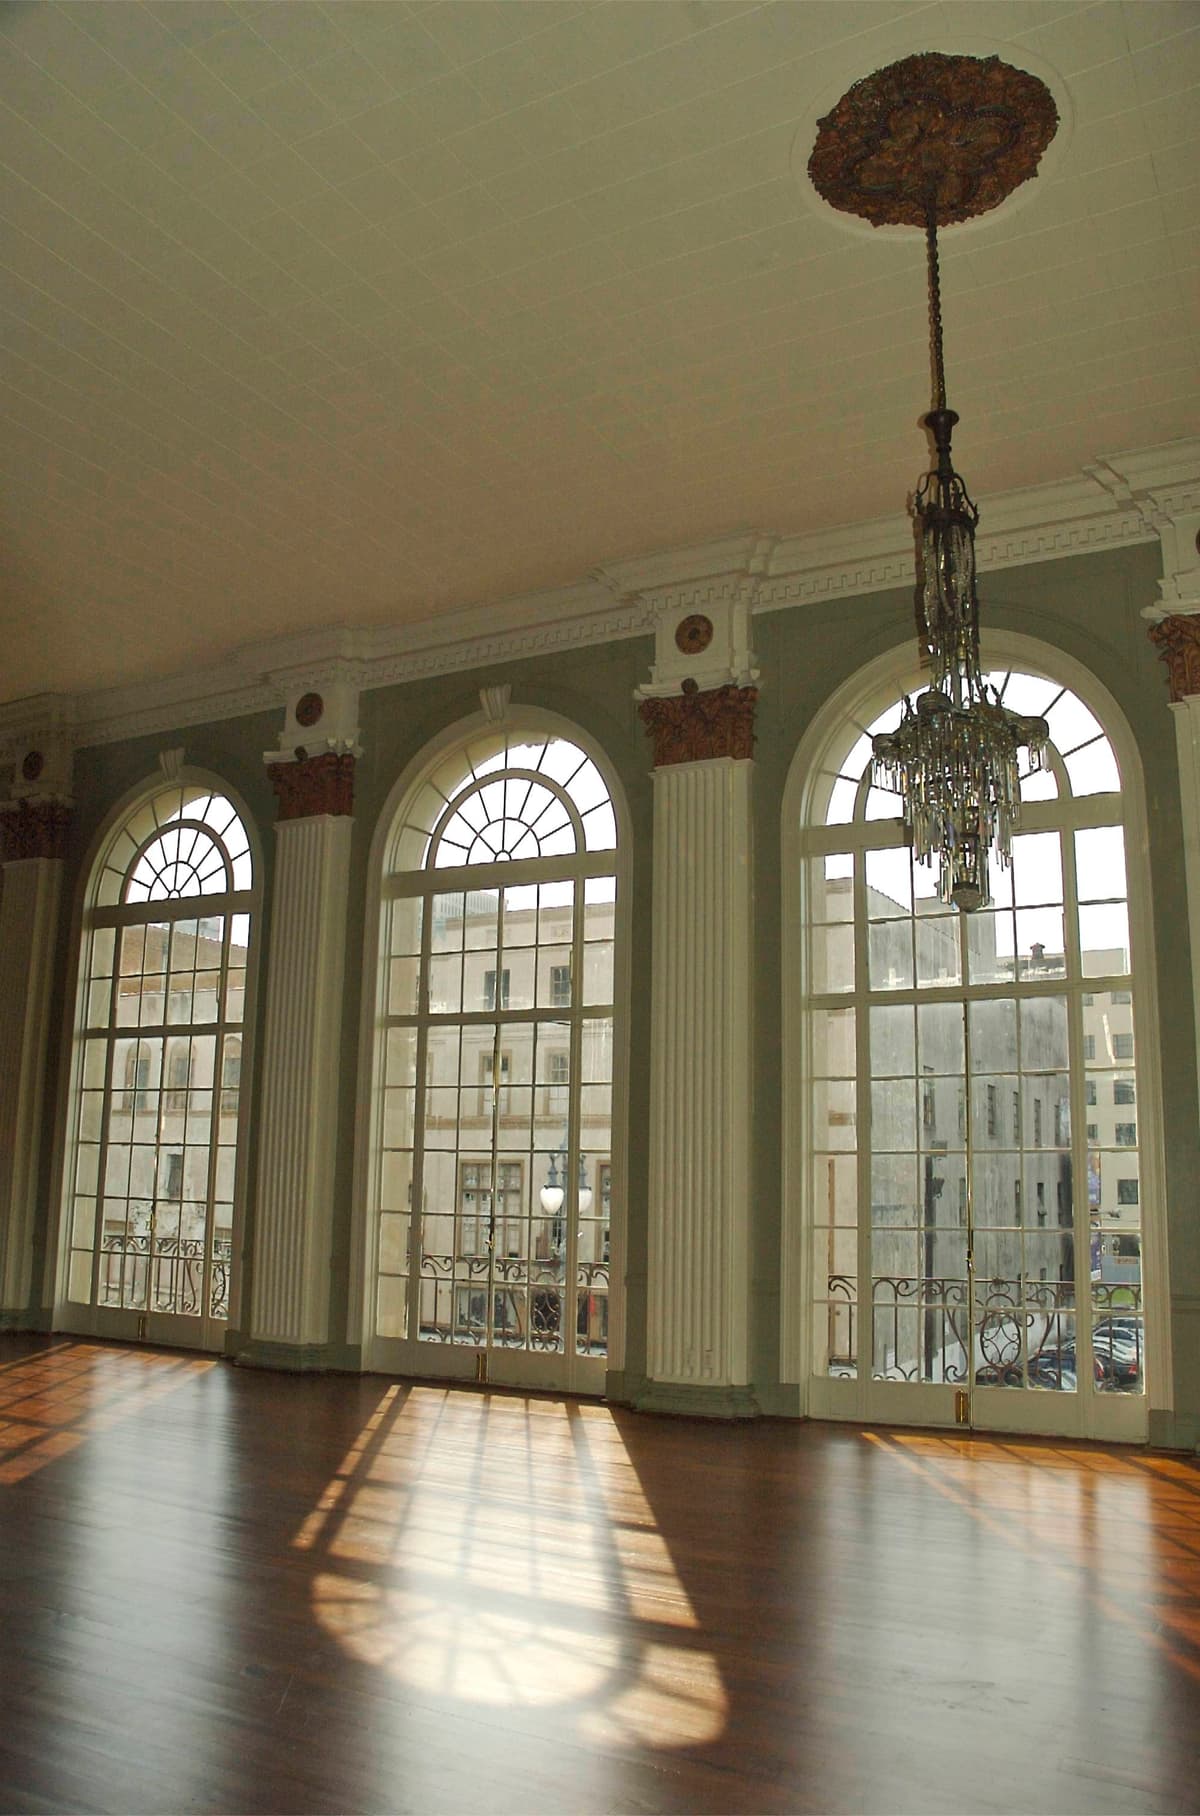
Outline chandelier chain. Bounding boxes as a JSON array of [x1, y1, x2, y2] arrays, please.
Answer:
[[925, 199, 947, 414]]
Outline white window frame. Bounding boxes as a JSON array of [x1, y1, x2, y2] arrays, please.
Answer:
[[780, 633, 1171, 1439], [46, 770, 262, 1349], [351, 707, 632, 1393]]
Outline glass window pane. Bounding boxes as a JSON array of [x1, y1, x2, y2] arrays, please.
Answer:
[[813, 1152, 858, 1227], [918, 1002, 964, 1076], [871, 1154, 918, 1223], [1012, 832, 1062, 906], [1080, 903, 1130, 976], [812, 1007, 855, 1077], [1075, 827, 1127, 902], [1020, 997, 1068, 1072], [969, 999, 1017, 1074], [813, 922, 854, 994], [967, 910, 1016, 984], [865, 849, 911, 917], [1045, 691, 1103, 754], [1015, 908, 1065, 978], [864, 785, 903, 822], [1064, 738, 1120, 795], [870, 1006, 914, 1077], [824, 775, 859, 824], [582, 943, 613, 1006], [869, 921, 913, 990], [428, 953, 463, 1014], [811, 852, 854, 923], [812, 1079, 857, 1150], [871, 1080, 916, 1151], [915, 916, 960, 986]]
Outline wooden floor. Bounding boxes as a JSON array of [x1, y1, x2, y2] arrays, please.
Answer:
[[1, 1336, 1198, 1816]]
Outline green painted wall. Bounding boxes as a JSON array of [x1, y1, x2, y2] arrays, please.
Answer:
[[29, 537, 1199, 1445]]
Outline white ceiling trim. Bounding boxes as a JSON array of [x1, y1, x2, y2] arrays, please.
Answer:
[[2, 436, 1196, 760]]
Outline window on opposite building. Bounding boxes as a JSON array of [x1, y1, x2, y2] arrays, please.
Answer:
[[483, 968, 510, 1011], [549, 963, 571, 1007]]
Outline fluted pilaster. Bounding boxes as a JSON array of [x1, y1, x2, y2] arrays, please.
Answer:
[[248, 813, 352, 1355], [644, 754, 754, 1402], [0, 857, 63, 1320]]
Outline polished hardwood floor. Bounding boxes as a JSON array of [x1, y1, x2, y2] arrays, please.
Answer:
[[1, 1335, 1198, 1816]]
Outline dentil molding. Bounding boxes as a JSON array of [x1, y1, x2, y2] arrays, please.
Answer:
[[2, 438, 1195, 756]]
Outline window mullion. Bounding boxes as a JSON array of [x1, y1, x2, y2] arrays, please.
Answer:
[[854, 844, 872, 1397], [406, 897, 434, 1344]]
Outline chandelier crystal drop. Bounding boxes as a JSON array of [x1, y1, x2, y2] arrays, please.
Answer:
[[871, 205, 1048, 912]]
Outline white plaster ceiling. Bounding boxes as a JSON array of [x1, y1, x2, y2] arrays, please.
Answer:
[[1, 0, 1196, 703]]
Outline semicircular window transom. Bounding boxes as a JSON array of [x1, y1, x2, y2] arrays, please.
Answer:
[[819, 670, 1121, 828], [389, 735, 616, 874], [95, 788, 253, 908]]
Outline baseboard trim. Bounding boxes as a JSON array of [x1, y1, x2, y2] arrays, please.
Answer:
[[632, 1379, 761, 1420]]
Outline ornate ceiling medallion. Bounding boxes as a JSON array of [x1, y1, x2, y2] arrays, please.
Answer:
[[808, 52, 1058, 228]]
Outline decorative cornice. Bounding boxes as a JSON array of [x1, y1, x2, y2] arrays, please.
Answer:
[[639, 682, 757, 767], [1148, 616, 1200, 704], [267, 752, 356, 821], [0, 800, 73, 862], [2, 439, 1195, 752]]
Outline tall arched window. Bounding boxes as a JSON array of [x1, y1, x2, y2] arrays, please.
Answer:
[[368, 725, 622, 1394], [59, 782, 256, 1351], [790, 660, 1159, 1443]]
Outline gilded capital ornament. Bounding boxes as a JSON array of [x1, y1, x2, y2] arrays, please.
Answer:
[[0, 799, 73, 861], [638, 681, 757, 767], [267, 751, 356, 820], [1148, 615, 1200, 703]]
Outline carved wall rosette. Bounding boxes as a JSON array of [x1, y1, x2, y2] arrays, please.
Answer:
[[1148, 615, 1200, 703], [0, 799, 73, 861], [639, 681, 758, 767], [268, 752, 356, 820]]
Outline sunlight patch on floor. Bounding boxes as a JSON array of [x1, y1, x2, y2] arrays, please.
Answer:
[[306, 1386, 728, 1745]]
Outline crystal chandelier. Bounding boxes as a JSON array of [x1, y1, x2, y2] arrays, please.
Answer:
[[869, 200, 1049, 911], [808, 54, 1059, 911]]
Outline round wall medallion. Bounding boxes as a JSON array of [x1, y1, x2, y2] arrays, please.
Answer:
[[808, 53, 1058, 229], [675, 614, 714, 656], [295, 691, 324, 729], [21, 750, 44, 782]]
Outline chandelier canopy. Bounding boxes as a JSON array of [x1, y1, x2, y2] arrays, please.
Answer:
[[809, 54, 1059, 911]]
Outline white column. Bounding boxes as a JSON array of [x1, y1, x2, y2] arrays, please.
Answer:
[[1169, 691, 1200, 1088], [0, 855, 63, 1320], [247, 672, 361, 1367], [645, 756, 754, 1401], [1145, 606, 1200, 1449], [634, 570, 761, 1415], [248, 810, 352, 1356]]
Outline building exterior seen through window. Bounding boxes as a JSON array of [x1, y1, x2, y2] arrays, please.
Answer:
[[804, 670, 1144, 1405], [375, 733, 618, 1376], [64, 787, 254, 1338]]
